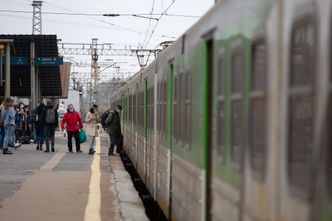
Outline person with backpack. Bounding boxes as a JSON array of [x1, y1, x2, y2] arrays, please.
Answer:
[[105, 105, 122, 156], [43, 100, 58, 153], [35, 101, 46, 151], [85, 107, 98, 155], [61, 104, 83, 153], [1, 97, 16, 155]]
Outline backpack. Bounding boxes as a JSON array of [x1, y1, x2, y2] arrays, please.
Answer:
[[101, 111, 109, 128], [30, 109, 38, 122], [45, 109, 56, 123]]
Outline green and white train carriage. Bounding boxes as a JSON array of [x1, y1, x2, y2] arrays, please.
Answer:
[[110, 0, 332, 220]]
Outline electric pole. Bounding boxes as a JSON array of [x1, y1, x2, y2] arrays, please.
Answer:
[[91, 38, 98, 105], [32, 1, 43, 35]]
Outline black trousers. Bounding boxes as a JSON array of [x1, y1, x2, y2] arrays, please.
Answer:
[[67, 130, 80, 152], [108, 134, 122, 155]]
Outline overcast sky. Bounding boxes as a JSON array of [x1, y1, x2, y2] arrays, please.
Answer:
[[1, 0, 213, 79]]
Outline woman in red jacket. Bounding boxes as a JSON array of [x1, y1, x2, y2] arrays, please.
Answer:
[[61, 104, 83, 153]]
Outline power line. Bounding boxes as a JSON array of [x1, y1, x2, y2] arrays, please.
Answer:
[[0, 9, 199, 18], [142, 0, 156, 46], [145, 0, 177, 48]]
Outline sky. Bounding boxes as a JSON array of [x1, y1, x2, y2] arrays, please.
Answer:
[[1, 0, 213, 82]]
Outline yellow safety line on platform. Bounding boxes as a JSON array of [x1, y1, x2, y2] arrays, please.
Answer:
[[84, 137, 101, 221]]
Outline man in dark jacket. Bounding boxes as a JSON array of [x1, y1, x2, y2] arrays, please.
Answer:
[[43, 100, 58, 153], [35, 101, 46, 151], [105, 105, 122, 156]]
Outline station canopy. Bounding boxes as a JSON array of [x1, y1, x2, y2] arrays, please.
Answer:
[[0, 34, 62, 97]]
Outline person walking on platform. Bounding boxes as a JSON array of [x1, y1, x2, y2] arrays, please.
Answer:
[[61, 104, 83, 153], [1, 97, 16, 155], [85, 107, 98, 155], [15, 102, 27, 146], [57, 101, 66, 132], [43, 100, 58, 153], [35, 101, 46, 151], [105, 105, 122, 156]]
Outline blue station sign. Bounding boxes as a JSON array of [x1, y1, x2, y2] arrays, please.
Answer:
[[11, 57, 28, 65], [1, 57, 28, 65], [35, 57, 63, 65]]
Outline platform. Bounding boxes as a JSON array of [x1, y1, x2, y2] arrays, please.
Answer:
[[0, 131, 148, 221]]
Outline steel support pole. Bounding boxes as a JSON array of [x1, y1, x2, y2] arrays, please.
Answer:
[[30, 42, 36, 109], [5, 44, 10, 97], [0, 51, 3, 87], [36, 66, 39, 102]]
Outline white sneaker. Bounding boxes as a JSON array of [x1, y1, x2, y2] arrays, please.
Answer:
[[14, 143, 22, 148]]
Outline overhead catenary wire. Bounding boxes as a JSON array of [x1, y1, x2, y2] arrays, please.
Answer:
[[142, 0, 156, 47], [0, 9, 199, 18], [144, 0, 177, 48]]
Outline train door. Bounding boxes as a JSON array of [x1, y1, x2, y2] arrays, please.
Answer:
[[156, 72, 170, 218], [136, 80, 147, 182], [167, 63, 174, 220], [318, 2, 332, 220], [204, 39, 214, 221], [279, 1, 318, 221]]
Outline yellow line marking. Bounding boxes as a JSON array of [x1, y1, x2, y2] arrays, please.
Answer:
[[84, 136, 101, 221]]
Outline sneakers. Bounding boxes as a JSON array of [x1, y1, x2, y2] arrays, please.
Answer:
[[51, 148, 55, 152], [3, 148, 13, 155], [89, 148, 96, 155], [14, 143, 22, 148]]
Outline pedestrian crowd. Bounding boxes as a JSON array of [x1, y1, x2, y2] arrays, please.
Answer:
[[0, 97, 123, 157]]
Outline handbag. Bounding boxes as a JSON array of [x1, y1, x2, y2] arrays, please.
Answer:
[[79, 128, 87, 144]]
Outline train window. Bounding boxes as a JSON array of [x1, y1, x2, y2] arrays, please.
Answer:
[[288, 15, 316, 194], [217, 54, 226, 159], [232, 49, 243, 94], [180, 72, 185, 144], [184, 68, 192, 146], [231, 101, 242, 166], [250, 39, 267, 177], [160, 79, 167, 137], [231, 46, 243, 168], [174, 76, 179, 142]]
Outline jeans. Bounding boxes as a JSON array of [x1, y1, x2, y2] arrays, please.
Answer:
[[4, 125, 14, 149], [44, 125, 55, 150], [108, 134, 122, 155], [0, 127, 4, 149], [88, 136, 95, 149], [36, 128, 44, 145], [67, 130, 80, 152]]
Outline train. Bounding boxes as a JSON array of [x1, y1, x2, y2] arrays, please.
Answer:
[[109, 0, 332, 220]]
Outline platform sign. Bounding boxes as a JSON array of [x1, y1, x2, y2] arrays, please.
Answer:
[[11, 57, 28, 65], [35, 57, 63, 65], [1, 57, 28, 65]]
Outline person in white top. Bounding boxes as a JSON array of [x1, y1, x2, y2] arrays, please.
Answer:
[[85, 106, 98, 155], [57, 101, 66, 132]]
